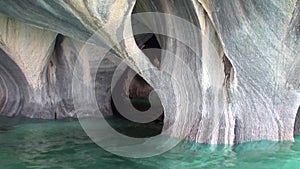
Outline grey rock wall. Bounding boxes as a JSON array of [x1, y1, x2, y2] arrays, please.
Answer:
[[0, 48, 28, 116], [200, 0, 300, 143]]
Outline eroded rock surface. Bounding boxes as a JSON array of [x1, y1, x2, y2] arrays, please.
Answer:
[[0, 0, 299, 144]]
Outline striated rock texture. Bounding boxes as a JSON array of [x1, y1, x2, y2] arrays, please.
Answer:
[[0, 13, 57, 118], [0, 0, 299, 144], [199, 0, 300, 143]]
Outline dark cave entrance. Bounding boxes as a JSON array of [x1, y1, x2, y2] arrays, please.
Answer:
[[294, 106, 300, 136], [108, 34, 164, 138]]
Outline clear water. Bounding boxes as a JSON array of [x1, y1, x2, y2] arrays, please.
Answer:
[[0, 116, 300, 169]]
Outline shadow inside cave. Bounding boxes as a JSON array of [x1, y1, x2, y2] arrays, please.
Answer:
[[294, 106, 300, 136], [107, 34, 164, 138]]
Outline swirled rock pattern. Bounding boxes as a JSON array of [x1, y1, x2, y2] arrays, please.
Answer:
[[0, 0, 299, 144], [0, 48, 28, 116], [0, 14, 57, 118], [199, 0, 300, 142]]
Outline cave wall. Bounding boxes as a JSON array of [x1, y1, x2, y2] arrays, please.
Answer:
[[200, 0, 300, 142], [134, 0, 300, 143], [0, 48, 28, 116], [53, 36, 119, 118], [0, 0, 299, 144], [295, 107, 300, 136], [0, 13, 117, 118], [0, 14, 57, 118]]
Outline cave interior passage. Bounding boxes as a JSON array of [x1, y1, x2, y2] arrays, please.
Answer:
[[109, 34, 164, 138]]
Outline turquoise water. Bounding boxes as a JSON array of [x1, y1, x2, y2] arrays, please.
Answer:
[[0, 116, 300, 169]]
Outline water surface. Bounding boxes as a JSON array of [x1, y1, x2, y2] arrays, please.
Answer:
[[0, 116, 299, 169]]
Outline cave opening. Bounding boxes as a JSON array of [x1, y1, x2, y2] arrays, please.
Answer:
[[107, 34, 164, 138], [294, 106, 300, 136]]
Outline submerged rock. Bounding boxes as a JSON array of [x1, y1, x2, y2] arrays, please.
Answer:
[[0, 0, 298, 144]]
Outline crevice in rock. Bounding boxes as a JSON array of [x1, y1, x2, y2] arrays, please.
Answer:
[[294, 106, 300, 136], [199, 1, 238, 91], [46, 34, 66, 119], [223, 53, 237, 145], [233, 118, 239, 144], [43, 34, 79, 119], [54, 34, 65, 58], [222, 54, 234, 103]]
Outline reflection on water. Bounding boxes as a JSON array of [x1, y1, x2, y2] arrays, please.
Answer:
[[0, 116, 299, 169]]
